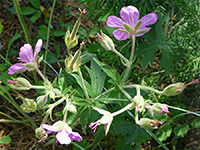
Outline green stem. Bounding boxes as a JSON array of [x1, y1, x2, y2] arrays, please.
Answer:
[[112, 103, 133, 116], [44, 0, 56, 75], [112, 48, 129, 65], [120, 88, 133, 101], [145, 129, 169, 150], [94, 87, 115, 99], [122, 84, 164, 95], [31, 85, 46, 89], [77, 68, 90, 99], [13, 0, 30, 43], [120, 35, 135, 85], [35, 67, 51, 86]]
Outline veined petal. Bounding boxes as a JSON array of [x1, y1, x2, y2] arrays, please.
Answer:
[[42, 124, 58, 133], [140, 13, 157, 29], [35, 39, 42, 54], [56, 129, 71, 145], [8, 63, 26, 74], [120, 6, 139, 27], [19, 44, 34, 63], [106, 16, 123, 28], [69, 131, 82, 142], [113, 30, 129, 40]]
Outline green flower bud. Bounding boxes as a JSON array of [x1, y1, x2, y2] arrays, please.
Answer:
[[163, 83, 185, 96], [20, 98, 37, 113], [137, 118, 164, 129], [35, 127, 48, 140], [133, 95, 145, 112], [8, 77, 32, 90], [68, 104, 77, 113], [96, 31, 115, 51], [36, 95, 47, 107]]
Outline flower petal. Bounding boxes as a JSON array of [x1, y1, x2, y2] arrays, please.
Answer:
[[19, 44, 34, 63], [8, 63, 26, 74], [113, 30, 129, 40], [42, 124, 58, 134], [106, 16, 123, 28], [35, 39, 42, 54], [56, 129, 71, 145], [140, 13, 157, 29], [69, 131, 82, 142], [120, 6, 139, 27]]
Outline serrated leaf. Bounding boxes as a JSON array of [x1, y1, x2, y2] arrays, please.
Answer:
[[116, 138, 132, 150], [30, 11, 41, 23], [93, 58, 120, 83], [0, 136, 11, 144], [30, 0, 40, 9], [191, 117, 200, 128], [53, 29, 66, 37], [174, 124, 189, 137], [160, 46, 172, 75], [156, 122, 172, 141], [21, 7, 37, 15]]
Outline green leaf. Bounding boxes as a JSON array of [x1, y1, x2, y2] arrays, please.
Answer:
[[30, 11, 41, 23], [53, 29, 66, 37], [93, 58, 120, 83], [0, 21, 3, 35], [71, 73, 96, 98], [85, 59, 107, 96], [46, 51, 57, 64], [0, 136, 11, 144], [174, 124, 189, 137], [160, 46, 172, 75], [80, 107, 91, 134], [21, 7, 37, 15], [38, 25, 47, 40], [78, 27, 87, 39], [191, 117, 200, 128], [156, 122, 172, 141], [30, 0, 40, 9], [0, 63, 7, 72]]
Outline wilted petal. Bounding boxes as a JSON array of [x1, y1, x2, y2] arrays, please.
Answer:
[[8, 63, 26, 74], [139, 13, 157, 30], [69, 131, 82, 142], [120, 6, 139, 27], [56, 129, 71, 145], [35, 39, 42, 54], [106, 16, 123, 28], [113, 30, 129, 40], [19, 45, 34, 63], [42, 124, 58, 134]]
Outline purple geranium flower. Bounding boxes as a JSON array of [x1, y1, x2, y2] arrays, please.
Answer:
[[106, 5, 158, 40], [8, 39, 42, 74], [42, 121, 82, 145]]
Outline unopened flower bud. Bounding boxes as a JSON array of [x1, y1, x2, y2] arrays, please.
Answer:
[[35, 127, 48, 141], [163, 83, 185, 96], [133, 95, 145, 112], [68, 104, 77, 113], [36, 95, 47, 107], [146, 103, 168, 117], [20, 98, 37, 113], [8, 77, 32, 90], [96, 31, 115, 51], [137, 118, 164, 129]]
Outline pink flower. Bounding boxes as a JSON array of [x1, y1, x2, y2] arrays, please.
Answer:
[[106, 5, 157, 40], [161, 104, 168, 114], [42, 121, 82, 145], [8, 39, 42, 74]]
